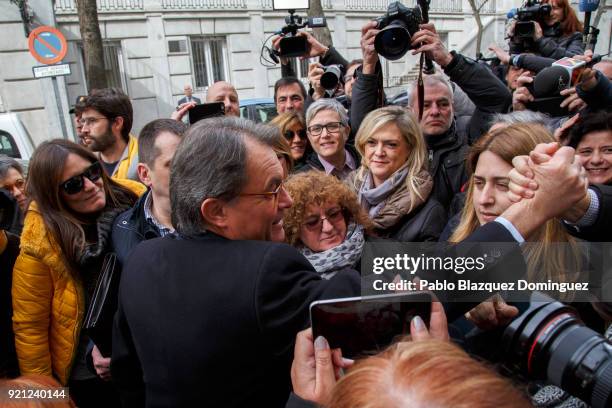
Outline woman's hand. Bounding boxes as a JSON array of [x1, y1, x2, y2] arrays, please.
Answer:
[[410, 300, 450, 341], [291, 328, 354, 405], [92, 345, 112, 381], [533, 22, 544, 40]]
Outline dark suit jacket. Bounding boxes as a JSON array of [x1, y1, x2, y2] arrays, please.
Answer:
[[566, 185, 612, 242], [177, 96, 201, 106], [111, 232, 360, 408]]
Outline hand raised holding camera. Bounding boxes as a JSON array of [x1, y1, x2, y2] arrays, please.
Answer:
[[410, 23, 453, 68], [360, 21, 380, 75], [308, 62, 326, 100]]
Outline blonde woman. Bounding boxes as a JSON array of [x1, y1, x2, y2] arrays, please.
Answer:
[[270, 112, 310, 172], [350, 106, 446, 242]]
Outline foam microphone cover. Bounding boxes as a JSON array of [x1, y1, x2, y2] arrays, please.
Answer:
[[579, 0, 599, 12], [533, 66, 570, 98], [507, 8, 517, 19]]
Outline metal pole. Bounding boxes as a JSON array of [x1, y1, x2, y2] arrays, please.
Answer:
[[52, 76, 69, 138]]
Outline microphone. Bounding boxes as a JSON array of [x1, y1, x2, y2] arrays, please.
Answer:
[[579, 0, 599, 12], [579, 0, 600, 49], [533, 55, 604, 97], [507, 8, 517, 19]]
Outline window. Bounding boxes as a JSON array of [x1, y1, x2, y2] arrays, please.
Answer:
[[0, 131, 19, 158], [190, 37, 229, 89], [78, 41, 128, 93]]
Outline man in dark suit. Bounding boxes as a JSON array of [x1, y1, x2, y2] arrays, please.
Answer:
[[111, 117, 360, 407], [176, 84, 201, 107]]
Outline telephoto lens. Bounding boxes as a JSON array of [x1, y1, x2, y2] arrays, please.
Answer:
[[320, 65, 343, 90], [502, 293, 612, 408], [373, 1, 423, 61]]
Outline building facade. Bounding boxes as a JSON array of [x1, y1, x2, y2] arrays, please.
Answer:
[[0, 0, 609, 144]]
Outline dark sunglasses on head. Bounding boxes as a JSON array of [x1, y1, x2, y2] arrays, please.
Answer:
[[60, 161, 103, 195], [284, 129, 307, 140]]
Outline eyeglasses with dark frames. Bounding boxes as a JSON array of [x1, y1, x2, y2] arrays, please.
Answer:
[[303, 207, 346, 231], [78, 116, 108, 127], [307, 122, 344, 137], [60, 161, 103, 195]]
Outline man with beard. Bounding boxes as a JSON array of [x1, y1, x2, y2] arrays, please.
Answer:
[[80, 88, 140, 181]]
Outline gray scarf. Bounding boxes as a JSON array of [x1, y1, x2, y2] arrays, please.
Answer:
[[300, 223, 365, 280], [358, 165, 410, 218]]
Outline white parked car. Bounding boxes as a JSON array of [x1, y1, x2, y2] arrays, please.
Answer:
[[0, 113, 34, 170]]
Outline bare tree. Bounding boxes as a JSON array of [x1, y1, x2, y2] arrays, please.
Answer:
[[307, 0, 333, 46], [76, 0, 107, 90], [467, 0, 491, 57]]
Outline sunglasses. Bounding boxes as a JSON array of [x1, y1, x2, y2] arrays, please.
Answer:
[[60, 161, 103, 195], [304, 207, 346, 231], [284, 129, 307, 140]]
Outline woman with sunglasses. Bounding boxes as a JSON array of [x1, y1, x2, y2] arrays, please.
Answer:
[[270, 112, 311, 172], [283, 170, 372, 279], [349, 106, 446, 242], [11, 139, 144, 406]]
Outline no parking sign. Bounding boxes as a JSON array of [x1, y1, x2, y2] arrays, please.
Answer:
[[28, 26, 68, 65]]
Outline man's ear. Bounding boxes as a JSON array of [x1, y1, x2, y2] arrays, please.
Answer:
[[200, 198, 228, 230], [137, 163, 153, 187], [112, 116, 125, 138]]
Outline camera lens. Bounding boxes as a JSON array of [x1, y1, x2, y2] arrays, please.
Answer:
[[320, 66, 342, 90], [374, 20, 412, 61], [502, 297, 612, 408]]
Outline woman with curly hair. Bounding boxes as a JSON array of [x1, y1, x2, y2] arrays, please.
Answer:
[[283, 170, 372, 279], [349, 106, 446, 242]]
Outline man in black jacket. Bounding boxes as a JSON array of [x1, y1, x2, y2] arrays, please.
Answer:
[[111, 117, 361, 408], [111, 119, 187, 266]]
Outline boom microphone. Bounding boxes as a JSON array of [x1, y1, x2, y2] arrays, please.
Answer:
[[579, 0, 599, 13]]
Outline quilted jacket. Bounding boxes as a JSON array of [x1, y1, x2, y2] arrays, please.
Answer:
[[11, 179, 144, 384]]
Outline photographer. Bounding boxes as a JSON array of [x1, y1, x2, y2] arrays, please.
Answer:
[[508, 0, 584, 59]]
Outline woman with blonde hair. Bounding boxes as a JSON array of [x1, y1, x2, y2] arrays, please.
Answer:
[[270, 111, 310, 172], [350, 106, 446, 242]]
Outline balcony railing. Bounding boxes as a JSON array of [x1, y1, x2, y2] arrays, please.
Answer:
[[162, 0, 247, 9], [54, 0, 144, 13], [344, 0, 463, 13], [260, 0, 332, 9]]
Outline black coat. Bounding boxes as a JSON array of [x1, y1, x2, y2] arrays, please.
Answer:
[[426, 121, 470, 213], [111, 191, 162, 267], [565, 184, 612, 242], [380, 197, 447, 243], [111, 232, 361, 408]]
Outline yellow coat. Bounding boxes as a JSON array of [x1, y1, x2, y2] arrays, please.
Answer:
[[111, 134, 139, 182], [11, 180, 145, 385]]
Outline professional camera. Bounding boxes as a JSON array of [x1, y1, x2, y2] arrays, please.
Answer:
[[320, 64, 344, 91], [510, 0, 551, 53], [276, 10, 327, 58], [374, 1, 423, 61], [502, 292, 612, 408]]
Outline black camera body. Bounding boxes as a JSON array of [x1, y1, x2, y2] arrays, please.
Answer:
[[374, 1, 423, 61], [502, 292, 612, 408], [277, 10, 327, 58], [510, 0, 552, 52]]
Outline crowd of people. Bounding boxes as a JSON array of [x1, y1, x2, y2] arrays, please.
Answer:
[[0, 2, 611, 407]]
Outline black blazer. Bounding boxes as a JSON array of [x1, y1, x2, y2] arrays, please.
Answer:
[[111, 232, 360, 408]]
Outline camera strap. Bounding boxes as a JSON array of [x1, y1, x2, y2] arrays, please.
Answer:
[[417, 52, 425, 121]]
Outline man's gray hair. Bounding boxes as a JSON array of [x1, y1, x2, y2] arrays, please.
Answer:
[[0, 155, 23, 180], [490, 110, 552, 130], [170, 116, 277, 236], [306, 98, 349, 127], [406, 74, 454, 107]]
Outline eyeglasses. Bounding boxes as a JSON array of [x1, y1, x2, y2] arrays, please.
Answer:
[[303, 207, 345, 231], [78, 116, 108, 127], [1, 178, 25, 193], [283, 129, 307, 141], [239, 182, 285, 202], [343, 66, 360, 83], [307, 122, 344, 136], [60, 161, 103, 195]]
